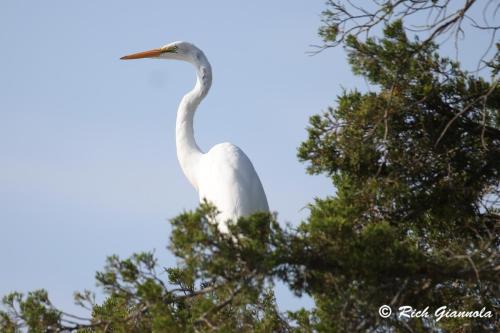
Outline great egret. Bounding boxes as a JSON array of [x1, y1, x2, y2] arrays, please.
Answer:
[[121, 41, 269, 233]]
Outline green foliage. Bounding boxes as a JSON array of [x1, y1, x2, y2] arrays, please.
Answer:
[[1, 206, 293, 332], [0, 290, 62, 332], [296, 20, 499, 333]]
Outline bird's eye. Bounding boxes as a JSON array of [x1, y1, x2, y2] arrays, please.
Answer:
[[162, 45, 178, 53]]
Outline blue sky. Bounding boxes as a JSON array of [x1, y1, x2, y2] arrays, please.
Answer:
[[0, 0, 491, 317], [0, 0, 354, 314]]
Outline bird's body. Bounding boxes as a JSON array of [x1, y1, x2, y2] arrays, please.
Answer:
[[121, 41, 268, 232], [197, 143, 268, 232]]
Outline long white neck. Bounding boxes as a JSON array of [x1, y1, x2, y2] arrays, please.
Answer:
[[176, 51, 212, 190]]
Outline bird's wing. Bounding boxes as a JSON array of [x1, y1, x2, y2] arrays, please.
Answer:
[[197, 142, 268, 222]]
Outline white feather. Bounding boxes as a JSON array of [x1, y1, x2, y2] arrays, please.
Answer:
[[161, 41, 269, 232]]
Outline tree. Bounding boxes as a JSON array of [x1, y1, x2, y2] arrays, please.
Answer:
[[293, 1, 499, 331], [1, 206, 292, 332], [318, 0, 499, 69], [2, 1, 499, 332], [295, 18, 499, 332]]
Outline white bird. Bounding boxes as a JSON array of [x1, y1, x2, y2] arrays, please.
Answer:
[[121, 41, 269, 233]]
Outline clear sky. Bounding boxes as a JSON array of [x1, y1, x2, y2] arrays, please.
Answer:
[[0, 0, 355, 314], [0, 0, 491, 317]]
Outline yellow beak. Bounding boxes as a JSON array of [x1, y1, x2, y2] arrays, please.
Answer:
[[120, 48, 163, 60]]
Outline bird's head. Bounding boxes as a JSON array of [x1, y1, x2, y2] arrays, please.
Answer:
[[120, 41, 202, 62]]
